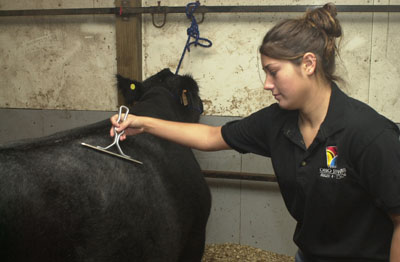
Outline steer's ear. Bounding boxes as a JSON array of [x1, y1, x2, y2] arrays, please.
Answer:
[[116, 74, 143, 105]]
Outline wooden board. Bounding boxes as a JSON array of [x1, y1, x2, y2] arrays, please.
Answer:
[[115, 0, 142, 105]]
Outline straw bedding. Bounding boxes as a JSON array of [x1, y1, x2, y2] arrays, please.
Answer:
[[202, 243, 295, 262]]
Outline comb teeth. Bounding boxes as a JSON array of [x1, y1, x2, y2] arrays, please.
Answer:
[[81, 143, 143, 165]]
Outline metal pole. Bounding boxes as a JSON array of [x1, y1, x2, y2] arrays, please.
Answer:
[[1, 5, 400, 17], [0, 8, 117, 16], [125, 5, 400, 14], [202, 170, 277, 183]]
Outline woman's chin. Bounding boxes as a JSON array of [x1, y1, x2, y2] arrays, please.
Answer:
[[277, 101, 296, 111]]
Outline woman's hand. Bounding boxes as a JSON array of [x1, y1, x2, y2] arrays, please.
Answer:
[[110, 114, 145, 141]]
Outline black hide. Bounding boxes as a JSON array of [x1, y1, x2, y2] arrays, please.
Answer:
[[0, 69, 211, 262]]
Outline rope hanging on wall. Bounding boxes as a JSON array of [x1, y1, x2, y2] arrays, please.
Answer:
[[175, 2, 212, 75]]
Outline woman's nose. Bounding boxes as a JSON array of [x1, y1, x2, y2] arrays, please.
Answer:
[[263, 76, 274, 90]]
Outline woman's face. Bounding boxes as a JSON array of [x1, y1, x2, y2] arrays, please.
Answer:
[[261, 54, 310, 110]]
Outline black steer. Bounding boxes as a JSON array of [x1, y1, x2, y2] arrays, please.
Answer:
[[0, 68, 211, 262]]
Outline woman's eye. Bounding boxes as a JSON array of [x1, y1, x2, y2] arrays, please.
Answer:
[[269, 70, 277, 77]]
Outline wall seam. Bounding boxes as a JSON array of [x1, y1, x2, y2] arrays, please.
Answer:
[[239, 155, 243, 244], [367, 3, 375, 105]]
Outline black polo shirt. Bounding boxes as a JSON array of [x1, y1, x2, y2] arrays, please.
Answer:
[[221, 83, 400, 261]]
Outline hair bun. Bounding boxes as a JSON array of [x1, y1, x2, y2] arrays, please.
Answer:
[[305, 3, 342, 38]]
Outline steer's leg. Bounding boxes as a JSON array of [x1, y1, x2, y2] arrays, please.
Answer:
[[178, 222, 207, 262]]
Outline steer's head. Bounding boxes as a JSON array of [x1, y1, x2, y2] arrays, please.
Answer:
[[116, 68, 203, 123]]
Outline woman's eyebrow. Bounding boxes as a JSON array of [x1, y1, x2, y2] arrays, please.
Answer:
[[263, 63, 276, 71]]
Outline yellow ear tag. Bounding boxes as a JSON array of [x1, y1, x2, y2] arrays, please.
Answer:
[[130, 83, 136, 90]]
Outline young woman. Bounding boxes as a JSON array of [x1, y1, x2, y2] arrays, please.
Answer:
[[110, 4, 400, 261]]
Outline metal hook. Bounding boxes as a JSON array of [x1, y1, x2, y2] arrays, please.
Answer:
[[196, 12, 205, 24], [152, 1, 167, 28], [151, 11, 167, 28]]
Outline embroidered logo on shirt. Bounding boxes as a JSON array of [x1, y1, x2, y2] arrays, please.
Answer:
[[326, 146, 338, 168], [319, 167, 347, 179], [320, 146, 346, 179]]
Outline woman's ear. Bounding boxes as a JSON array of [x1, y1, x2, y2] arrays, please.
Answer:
[[302, 52, 317, 75]]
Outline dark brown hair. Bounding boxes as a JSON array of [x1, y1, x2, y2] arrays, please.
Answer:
[[259, 3, 342, 83]]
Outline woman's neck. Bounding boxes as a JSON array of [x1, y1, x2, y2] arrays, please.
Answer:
[[298, 81, 332, 129]]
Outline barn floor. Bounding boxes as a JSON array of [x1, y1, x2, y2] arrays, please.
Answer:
[[202, 243, 295, 262]]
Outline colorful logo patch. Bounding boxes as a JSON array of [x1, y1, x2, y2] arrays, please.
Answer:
[[326, 146, 338, 168]]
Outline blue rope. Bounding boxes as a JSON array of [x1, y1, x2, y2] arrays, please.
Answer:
[[175, 2, 212, 75]]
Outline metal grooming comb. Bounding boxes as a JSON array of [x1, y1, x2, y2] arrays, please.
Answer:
[[81, 105, 143, 165]]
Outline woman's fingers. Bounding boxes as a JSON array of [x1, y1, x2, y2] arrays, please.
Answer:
[[110, 113, 140, 139]]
